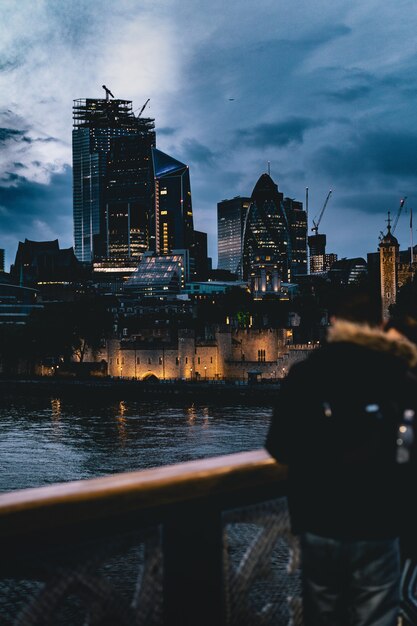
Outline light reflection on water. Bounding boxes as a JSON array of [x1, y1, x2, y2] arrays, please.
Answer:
[[0, 395, 271, 493]]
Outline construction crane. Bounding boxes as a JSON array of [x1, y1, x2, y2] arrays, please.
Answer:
[[102, 84, 115, 101], [311, 189, 332, 235], [137, 98, 150, 117], [391, 196, 407, 234]]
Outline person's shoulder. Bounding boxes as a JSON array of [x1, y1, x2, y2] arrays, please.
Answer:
[[285, 345, 327, 380]]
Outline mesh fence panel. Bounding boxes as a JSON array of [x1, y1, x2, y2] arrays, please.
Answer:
[[0, 526, 163, 626], [223, 497, 303, 626], [0, 498, 303, 625]]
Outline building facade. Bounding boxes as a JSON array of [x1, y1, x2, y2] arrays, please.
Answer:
[[283, 198, 308, 276], [379, 220, 399, 321], [105, 135, 154, 260], [72, 97, 155, 263], [242, 174, 306, 283], [151, 148, 195, 257], [217, 197, 251, 275], [327, 257, 368, 286], [105, 327, 314, 381]]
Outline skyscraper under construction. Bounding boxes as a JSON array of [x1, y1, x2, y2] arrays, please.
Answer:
[[72, 92, 155, 263]]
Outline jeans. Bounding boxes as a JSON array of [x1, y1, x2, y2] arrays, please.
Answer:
[[300, 532, 401, 626]]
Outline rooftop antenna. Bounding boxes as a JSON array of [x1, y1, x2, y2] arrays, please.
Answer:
[[102, 84, 114, 102], [267, 161, 271, 176]]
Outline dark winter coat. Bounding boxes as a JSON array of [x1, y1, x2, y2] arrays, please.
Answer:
[[266, 320, 417, 543]]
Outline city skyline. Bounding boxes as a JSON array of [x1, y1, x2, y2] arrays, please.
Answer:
[[1, 1, 417, 270]]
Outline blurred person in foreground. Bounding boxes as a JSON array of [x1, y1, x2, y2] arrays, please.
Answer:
[[266, 290, 417, 626], [385, 312, 417, 625]]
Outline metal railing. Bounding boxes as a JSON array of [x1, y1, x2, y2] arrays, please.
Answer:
[[0, 450, 303, 626], [1, 451, 415, 625]]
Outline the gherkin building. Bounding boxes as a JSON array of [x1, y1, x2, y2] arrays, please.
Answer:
[[242, 174, 292, 281]]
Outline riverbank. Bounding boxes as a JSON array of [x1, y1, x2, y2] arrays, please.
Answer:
[[0, 377, 281, 404]]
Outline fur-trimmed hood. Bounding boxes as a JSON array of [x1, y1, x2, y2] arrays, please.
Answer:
[[327, 319, 417, 368]]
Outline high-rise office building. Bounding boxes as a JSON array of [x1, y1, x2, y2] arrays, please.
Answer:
[[193, 230, 209, 281], [105, 135, 154, 261], [151, 148, 195, 256], [242, 174, 292, 281], [283, 197, 308, 276], [217, 197, 251, 275], [0, 249, 4, 273], [72, 95, 155, 263]]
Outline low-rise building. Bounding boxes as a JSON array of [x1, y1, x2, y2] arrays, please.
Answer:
[[104, 326, 316, 381]]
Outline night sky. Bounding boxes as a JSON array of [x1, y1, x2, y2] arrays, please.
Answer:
[[1, 0, 417, 270]]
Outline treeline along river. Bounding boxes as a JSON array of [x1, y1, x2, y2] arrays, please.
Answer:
[[0, 382, 274, 492]]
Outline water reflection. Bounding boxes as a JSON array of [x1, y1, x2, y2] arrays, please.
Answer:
[[186, 404, 197, 425], [0, 395, 271, 492], [116, 401, 128, 446], [202, 406, 210, 428], [51, 397, 61, 419]]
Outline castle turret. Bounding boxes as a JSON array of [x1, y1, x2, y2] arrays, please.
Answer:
[[379, 214, 399, 321]]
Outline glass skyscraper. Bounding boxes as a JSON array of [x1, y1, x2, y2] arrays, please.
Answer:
[[243, 174, 292, 281], [217, 197, 251, 275], [72, 97, 155, 263], [151, 148, 195, 256], [219, 177, 307, 282], [283, 197, 307, 276]]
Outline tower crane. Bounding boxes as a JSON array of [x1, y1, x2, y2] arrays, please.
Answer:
[[311, 189, 332, 235], [137, 98, 150, 117], [391, 196, 407, 234], [102, 85, 115, 101]]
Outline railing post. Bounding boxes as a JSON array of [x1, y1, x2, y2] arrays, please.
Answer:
[[163, 502, 224, 626]]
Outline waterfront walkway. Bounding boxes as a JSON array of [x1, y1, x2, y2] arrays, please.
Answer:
[[0, 377, 282, 403]]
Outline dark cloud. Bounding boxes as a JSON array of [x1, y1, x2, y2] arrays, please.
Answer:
[[0, 128, 25, 142], [0, 167, 73, 263], [158, 127, 176, 136], [0, 126, 58, 148], [237, 118, 321, 148], [181, 138, 216, 167], [313, 129, 417, 182], [327, 85, 372, 102], [45, 2, 110, 49], [335, 191, 405, 217], [1, 173, 25, 185], [0, 57, 22, 72]]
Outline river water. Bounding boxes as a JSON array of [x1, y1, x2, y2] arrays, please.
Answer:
[[0, 394, 272, 493]]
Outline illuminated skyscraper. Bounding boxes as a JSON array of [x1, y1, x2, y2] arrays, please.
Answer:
[[105, 135, 154, 260], [217, 197, 251, 274], [283, 197, 307, 276], [151, 148, 195, 256], [72, 96, 155, 263], [243, 174, 292, 281]]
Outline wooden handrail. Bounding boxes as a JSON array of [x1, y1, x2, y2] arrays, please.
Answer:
[[0, 449, 287, 538]]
